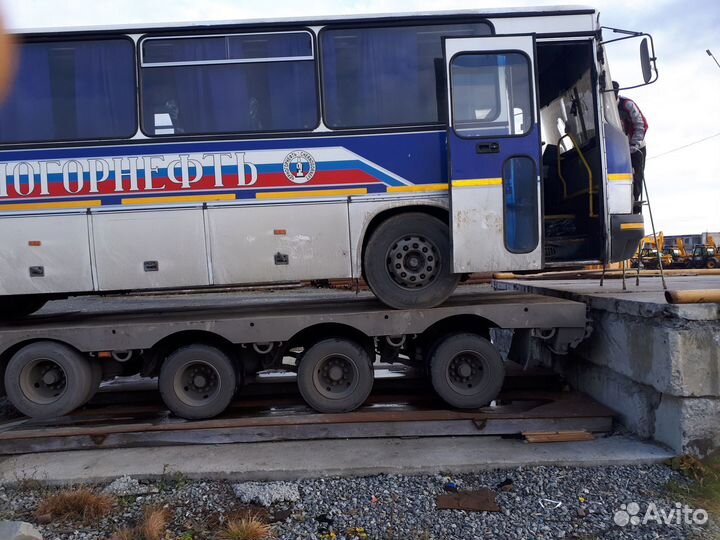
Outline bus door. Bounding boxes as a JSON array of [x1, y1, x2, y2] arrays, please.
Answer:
[[444, 35, 543, 273]]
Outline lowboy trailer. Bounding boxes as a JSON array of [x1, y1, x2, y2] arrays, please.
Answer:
[[0, 287, 587, 420]]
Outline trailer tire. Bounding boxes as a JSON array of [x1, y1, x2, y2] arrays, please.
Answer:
[[364, 213, 459, 309], [159, 345, 236, 420], [4, 342, 93, 419], [297, 338, 373, 413], [82, 361, 103, 405], [430, 333, 505, 409]]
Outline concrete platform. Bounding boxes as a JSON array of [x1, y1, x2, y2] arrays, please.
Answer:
[[0, 435, 673, 486], [496, 276, 720, 456]]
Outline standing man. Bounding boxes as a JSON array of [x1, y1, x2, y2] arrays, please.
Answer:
[[613, 81, 648, 213]]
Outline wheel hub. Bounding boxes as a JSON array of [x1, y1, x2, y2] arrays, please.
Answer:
[[387, 235, 439, 289], [447, 353, 485, 392], [314, 354, 358, 399], [20, 359, 67, 404], [457, 363, 472, 379], [177, 362, 221, 405], [328, 365, 344, 382]]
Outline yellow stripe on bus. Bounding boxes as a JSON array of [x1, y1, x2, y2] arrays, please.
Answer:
[[0, 200, 102, 211], [620, 223, 644, 230], [122, 194, 236, 205], [256, 188, 367, 200], [387, 183, 448, 193], [608, 173, 633, 182], [451, 178, 503, 187]]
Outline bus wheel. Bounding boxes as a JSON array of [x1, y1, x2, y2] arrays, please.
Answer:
[[159, 345, 236, 420], [0, 295, 48, 319], [430, 333, 505, 409], [297, 338, 373, 413], [4, 342, 92, 418], [364, 213, 460, 309]]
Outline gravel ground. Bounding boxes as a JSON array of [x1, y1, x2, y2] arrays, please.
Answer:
[[0, 464, 717, 540]]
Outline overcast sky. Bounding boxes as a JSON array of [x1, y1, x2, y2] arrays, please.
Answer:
[[2, 0, 719, 235]]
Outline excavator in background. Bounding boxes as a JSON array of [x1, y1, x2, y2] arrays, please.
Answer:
[[661, 238, 691, 269], [630, 232, 671, 269], [689, 236, 718, 269]]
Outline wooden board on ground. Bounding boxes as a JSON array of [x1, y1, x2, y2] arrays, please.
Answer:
[[523, 430, 595, 443]]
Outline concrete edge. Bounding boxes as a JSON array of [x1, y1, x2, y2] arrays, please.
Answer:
[[494, 280, 719, 321], [0, 436, 676, 487]]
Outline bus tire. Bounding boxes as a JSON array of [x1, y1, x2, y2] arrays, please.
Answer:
[[297, 338, 373, 413], [4, 342, 93, 419], [0, 295, 48, 319], [430, 333, 505, 409], [364, 213, 460, 309], [159, 345, 237, 420]]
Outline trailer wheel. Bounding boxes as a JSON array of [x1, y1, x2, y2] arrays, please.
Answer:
[[4, 342, 92, 418], [159, 345, 236, 420], [297, 338, 373, 413], [81, 361, 103, 405], [364, 213, 460, 309], [0, 295, 48, 319], [430, 333, 505, 409]]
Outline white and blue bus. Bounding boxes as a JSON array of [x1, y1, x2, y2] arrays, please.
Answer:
[[0, 6, 656, 316]]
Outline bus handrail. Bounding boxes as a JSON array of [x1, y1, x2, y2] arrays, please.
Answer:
[[556, 133, 597, 218]]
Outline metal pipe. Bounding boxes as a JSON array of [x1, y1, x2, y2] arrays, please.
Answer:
[[664, 289, 720, 304]]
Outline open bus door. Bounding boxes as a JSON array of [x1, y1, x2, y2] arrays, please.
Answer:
[[444, 35, 543, 273]]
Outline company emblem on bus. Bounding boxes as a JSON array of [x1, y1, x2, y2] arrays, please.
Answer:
[[282, 150, 317, 184]]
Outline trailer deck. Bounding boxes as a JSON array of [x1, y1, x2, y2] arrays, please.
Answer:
[[0, 285, 587, 353]]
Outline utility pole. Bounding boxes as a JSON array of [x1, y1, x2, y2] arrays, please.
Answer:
[[708, 49, 720, 70]]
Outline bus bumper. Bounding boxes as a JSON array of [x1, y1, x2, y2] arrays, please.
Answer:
[[610, 214, 645, 263]]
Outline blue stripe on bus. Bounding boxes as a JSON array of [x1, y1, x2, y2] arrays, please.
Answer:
[[0, 131, 448, 187], [6, 159, 407, 187]]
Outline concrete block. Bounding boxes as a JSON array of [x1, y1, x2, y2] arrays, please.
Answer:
[[557, 357, 660, 438], [575, 310, 720, 397], [654, 395, 720, 457], [0, 521, 43, 540]]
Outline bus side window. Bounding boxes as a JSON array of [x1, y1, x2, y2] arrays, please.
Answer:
[[0, 39, 136, 144], [139, 32, 318, 137]]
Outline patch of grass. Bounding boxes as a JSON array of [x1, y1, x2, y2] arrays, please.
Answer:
[[217, 510, 274, 540], [110, 506, 169, 540], [36, 487, 114, 523], [158, 464, 189, 492], [666, 454, 720, 516]]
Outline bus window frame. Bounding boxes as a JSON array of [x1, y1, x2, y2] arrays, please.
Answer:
[[0, 35, 138, 147], [318, 19, 494, 132], [139, 30, 316, 68], [137, 26, 322, 139], [448, 48, 535, 141]]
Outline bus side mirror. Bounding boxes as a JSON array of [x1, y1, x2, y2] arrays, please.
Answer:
[[640, 38, 652, 84]]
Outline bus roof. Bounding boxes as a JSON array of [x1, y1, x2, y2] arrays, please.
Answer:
[[10, 5, 596, 36]]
